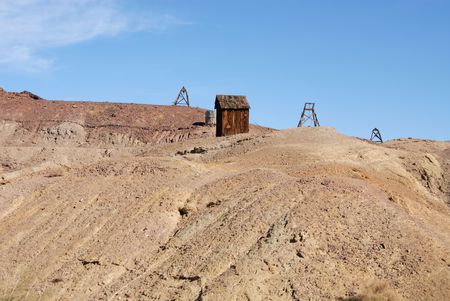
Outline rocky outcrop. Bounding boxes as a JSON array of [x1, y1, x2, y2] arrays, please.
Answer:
[[17, 90, 42, 100]]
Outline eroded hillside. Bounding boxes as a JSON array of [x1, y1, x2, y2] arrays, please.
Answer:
[[0, 125, 449, 300], [0, 89, 269, 147]]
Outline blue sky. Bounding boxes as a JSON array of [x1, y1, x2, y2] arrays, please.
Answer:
[[0, 0, 449, 141]]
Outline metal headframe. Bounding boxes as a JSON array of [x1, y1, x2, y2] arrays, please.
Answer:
[[298, 102, 320, 127], [173, 86, 190, 107], [370, 128, 383, 143]]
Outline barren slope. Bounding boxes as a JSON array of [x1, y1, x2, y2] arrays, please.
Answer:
[[1, 126, 449, 300], [0, 89, 270, 147]]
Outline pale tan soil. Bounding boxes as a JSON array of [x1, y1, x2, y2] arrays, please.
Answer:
[[0, 125, 449, 301], [0, 90, 449, 300]]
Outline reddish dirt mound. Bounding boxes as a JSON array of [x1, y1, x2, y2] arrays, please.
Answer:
[[0, 89, 272, 147]]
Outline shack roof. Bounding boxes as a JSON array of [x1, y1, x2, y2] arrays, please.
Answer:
[[215, 95, 250, 110]]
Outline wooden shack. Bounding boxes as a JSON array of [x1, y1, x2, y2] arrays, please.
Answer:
[[215, 95, 250, 137]]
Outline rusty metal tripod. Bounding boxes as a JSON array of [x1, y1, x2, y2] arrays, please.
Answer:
[[370, 128, 383, 143], [297, 102, 320, 127], [173, 86, 190, 107]]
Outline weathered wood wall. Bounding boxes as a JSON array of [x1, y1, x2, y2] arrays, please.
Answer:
[[216, 109, 249, 137]]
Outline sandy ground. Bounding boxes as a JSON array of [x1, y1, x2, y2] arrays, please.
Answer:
[[0, 124, 449, 300]]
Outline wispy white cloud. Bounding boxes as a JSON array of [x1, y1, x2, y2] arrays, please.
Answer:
[[0, 0, 184, 72]]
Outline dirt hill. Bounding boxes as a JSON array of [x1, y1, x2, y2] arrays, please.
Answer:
[[0, 92, 449, 300], [0, 89, 270, 147]]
